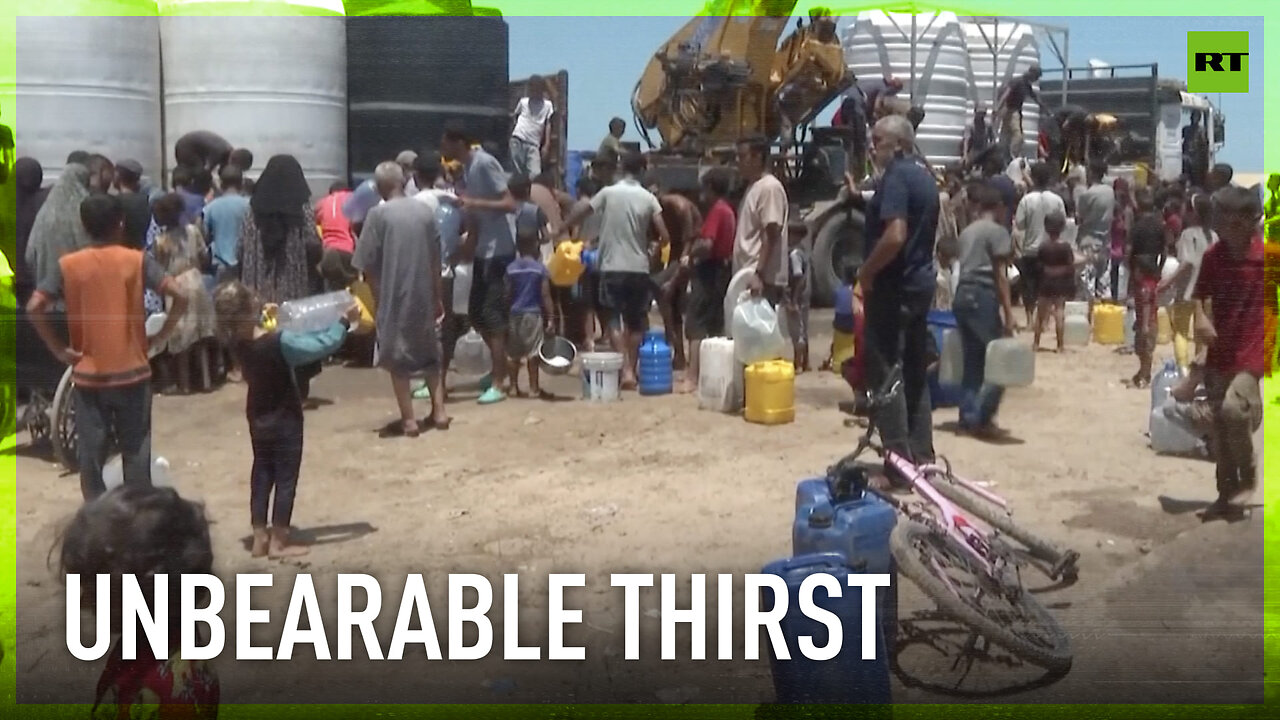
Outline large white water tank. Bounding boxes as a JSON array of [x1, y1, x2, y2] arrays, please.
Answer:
[[844, 11, 972, 168], [159, 0, 347, 197], [14, 9, 163, 184], [962, 19, 1042, 156]]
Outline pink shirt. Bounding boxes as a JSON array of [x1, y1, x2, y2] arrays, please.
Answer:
[[315, 191, 356, 255]]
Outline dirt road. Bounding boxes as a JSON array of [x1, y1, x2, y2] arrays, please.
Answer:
[[9, 313, 1264, 704]]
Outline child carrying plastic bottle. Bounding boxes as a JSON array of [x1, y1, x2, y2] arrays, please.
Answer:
[[214, 281, 358, 557]]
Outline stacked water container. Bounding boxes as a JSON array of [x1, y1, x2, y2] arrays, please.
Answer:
[[843, 10, 973, 168], [763, 471, 896, 704]]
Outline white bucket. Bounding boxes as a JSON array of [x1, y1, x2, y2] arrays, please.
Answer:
[[581, 352, 624, 402], [1064, 301, 1089, 319]]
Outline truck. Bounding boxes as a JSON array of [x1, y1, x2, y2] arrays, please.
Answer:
[[1038, 63, 1225, 184]]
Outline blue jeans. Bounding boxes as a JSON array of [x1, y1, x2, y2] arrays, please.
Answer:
[[953, 283, 1004, 429]]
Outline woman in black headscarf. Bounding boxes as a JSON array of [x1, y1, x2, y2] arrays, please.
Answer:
[[237, 155, 324, 396], [13, 157, 49, 305]]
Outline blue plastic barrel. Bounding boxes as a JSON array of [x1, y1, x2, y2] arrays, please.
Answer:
[[926, 309, 962, 409], [565, 150, 585, 199], [638, 328, 673, 395], [792, 477, 898, 656], [761, 553, 893, 704]]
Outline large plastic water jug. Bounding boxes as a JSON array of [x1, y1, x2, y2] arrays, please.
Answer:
[[927, 310, 963, 407], [1150, 399, 1206, 455], [581, 352, 624, 402], [436, 201, 463, 262], [1159, 257, 1180, 306], [1156, 306, 1172, 345], [546, 240, 586, 288], [984, 338, 1035, 387], [698, 338, 742, 413], [454, 329, 492, 377], [744, 360, 795, 425], [1092, 303, 1125, 345], [1064, 314, 1091, 346], [104, 455, 172, 490], [761, 553, 892, 704], [938, 327, 964, 386], [342, 179, 380, 225], [1064, 301, 1089, 319], [731, 294, 789, 365], [831, 330, 855, 371], [452, 262, 473, 316], [1151, 359, 1182, 410], [277, 291, 354, 333], [793, 477, 899, 658], [638, 329, 673, 395], [722, 268, 756, 339]]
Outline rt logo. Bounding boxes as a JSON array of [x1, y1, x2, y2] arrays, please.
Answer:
[[1187, 31, 1249, 93]]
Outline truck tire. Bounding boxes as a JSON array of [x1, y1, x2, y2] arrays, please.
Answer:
[[810, 208, 865, 308]]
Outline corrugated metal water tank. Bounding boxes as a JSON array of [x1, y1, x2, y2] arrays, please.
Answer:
[[963, 19, 1042, 154], [14, 7, 163, 184], [347, 6, 510, 182], [159, 0, 347, 196], [844, 11, 972, 168]]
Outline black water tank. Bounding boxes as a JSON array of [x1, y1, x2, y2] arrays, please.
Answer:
[[347, 8, 510, 182]]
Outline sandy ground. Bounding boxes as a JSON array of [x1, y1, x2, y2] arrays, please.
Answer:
[[8, 310, 1265, 705]]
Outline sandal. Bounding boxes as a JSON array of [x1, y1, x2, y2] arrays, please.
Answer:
[[412, 382, 432, 400], [477, 386, 507, 405]]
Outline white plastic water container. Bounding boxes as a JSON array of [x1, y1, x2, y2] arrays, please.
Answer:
[[1149, 400, 1204, 455], [1064, 315, 1091, 346], [1064, 301, 1089, 319], [1159, 257, 1181, 306], [453, 328, 491, 377], [278, 291, 354, 333], [698, 338, 743, 413], [145, 312, 168, 337], [581, 352, 624, 402], [938, 328, 964, 386], [103, 455, 171, 490], [984, 338, 1035, 387], [1151, 359, 1183, 410], [722, 268, 756, 340], [452, 262, 473, 316]]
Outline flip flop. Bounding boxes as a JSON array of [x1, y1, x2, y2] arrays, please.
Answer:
[[412, 383, 432, 400], [477, 386, 507, 405]]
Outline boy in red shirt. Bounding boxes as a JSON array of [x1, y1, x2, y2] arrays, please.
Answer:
[[1192, 185, 1263, 513], [27, 194, 187, 501]]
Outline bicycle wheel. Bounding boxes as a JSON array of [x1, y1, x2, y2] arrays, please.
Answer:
[[890, 520, 1073, 673], [50, 367, 79, 473], [927, 473, 1079, 580]]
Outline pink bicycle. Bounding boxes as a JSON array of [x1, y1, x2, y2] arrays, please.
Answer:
[[829, 367, 1079, 673]]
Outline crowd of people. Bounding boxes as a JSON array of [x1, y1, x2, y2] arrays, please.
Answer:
[[0, 73, 1268, 716]]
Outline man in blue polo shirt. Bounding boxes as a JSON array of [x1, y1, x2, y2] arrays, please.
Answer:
[[859, 114, 941, 470]]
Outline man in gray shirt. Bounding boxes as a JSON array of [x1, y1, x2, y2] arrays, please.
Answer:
[[1074, 160, 1115, 300], [563, 151, 670, 389], [442, 120, 518, 404], [953, 183, 1016, 435]]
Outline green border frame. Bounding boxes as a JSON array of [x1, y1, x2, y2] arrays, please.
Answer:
[[0, 0, 1273, 716]]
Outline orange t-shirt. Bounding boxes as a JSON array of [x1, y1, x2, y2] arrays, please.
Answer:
[[49, 245, 168, 388]]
